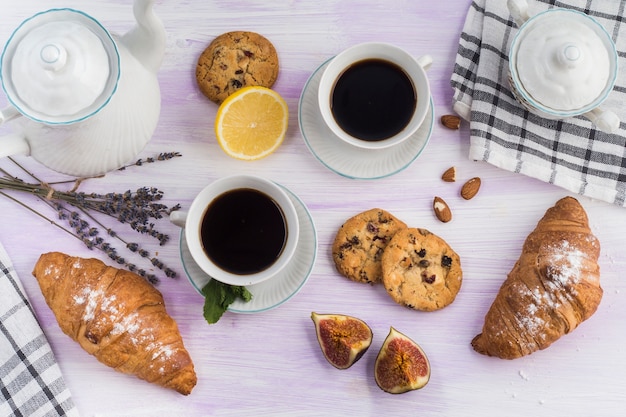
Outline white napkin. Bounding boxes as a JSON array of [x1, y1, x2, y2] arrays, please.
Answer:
[[0, 242, 79, 417], [451, 0, 626, 207]]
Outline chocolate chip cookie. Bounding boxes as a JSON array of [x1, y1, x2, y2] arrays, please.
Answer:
[[382, 228, 462, 311], [332, 209, 407, 284], [196, 31, 279, 104]]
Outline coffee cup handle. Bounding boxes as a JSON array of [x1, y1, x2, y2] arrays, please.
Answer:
[[417, 55, 433, 72], [169, 211, 188, 228]]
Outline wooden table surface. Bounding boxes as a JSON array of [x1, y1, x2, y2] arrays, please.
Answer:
[[1, 1, 625, 416]]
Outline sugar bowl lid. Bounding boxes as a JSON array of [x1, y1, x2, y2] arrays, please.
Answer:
[[0, 8, 120, 125], [510, 9, 618, 113]]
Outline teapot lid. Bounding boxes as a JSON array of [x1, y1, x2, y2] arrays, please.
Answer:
[[0, 8, 120, 125], [511, 9, 617, 113]]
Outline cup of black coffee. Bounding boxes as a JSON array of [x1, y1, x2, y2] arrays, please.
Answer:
[[318, 42, 432, 150], [170, 175, 300, 286]]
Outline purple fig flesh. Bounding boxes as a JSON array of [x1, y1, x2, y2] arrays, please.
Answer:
[[311, 312, 373, 369], [374, 327, 430, 394]]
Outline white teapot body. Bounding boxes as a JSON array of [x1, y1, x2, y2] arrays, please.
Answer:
[[507, 0, 620, 133], [0, 0, 166, 177]]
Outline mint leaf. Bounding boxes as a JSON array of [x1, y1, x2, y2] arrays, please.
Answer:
[[201, 280, 252, 324], [233, 285, 253, 302]]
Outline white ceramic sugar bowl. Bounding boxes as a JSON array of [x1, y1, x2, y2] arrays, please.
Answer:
[[507, 0, 620, 133], [0, 0, 166, 177]]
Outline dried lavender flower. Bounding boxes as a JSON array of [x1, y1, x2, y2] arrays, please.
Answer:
[[0, 154, 182, 284], [119, 152, 182, 170]]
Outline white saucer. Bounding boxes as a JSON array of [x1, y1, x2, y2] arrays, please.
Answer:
[[298, 58, 434, 180], [180, 184, 317, 313]]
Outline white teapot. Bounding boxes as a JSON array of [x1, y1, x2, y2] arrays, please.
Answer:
[[507, 0, 620, 133], [0, 0, 166, 177]]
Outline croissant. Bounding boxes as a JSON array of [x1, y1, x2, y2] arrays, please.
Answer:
[[32, 252, 197, 395], [471, 197, 602, 359]]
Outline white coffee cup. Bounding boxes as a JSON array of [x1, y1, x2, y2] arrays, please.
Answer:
[[170, 175, 300, 286], [318, 42, 432, 150]]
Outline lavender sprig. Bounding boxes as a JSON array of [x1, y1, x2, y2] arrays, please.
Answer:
[[118, 152, 182, 170], [0, 153, 182, 284]]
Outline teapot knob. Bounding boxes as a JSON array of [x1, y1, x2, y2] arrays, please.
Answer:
[[558, 43, 582, 69], [40, 44, 67, 71]]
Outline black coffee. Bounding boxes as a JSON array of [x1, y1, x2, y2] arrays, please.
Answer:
[[200, 188, 287, 275], [331, 58, 416, 141]]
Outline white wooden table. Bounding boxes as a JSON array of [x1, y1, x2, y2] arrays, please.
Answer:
[[1, 1, 625, 416]]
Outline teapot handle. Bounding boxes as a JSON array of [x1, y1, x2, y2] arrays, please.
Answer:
[[0, 105, 22, 125], [0, 106, 30, 158], [508, 0, 531, 27], [584, 107, 621, 134], [0, 132, 31, 159]]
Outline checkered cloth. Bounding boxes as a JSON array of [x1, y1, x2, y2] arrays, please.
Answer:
[[451, 0, 626, 206], [0, 242, 79, 417]]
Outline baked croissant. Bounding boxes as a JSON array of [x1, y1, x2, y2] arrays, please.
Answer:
[[471, 197, 602, 359], [33, 252, 197, 395]]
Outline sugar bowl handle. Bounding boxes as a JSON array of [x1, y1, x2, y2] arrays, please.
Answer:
[[508, 0, 531, 26], [584, 108, 620, 134]]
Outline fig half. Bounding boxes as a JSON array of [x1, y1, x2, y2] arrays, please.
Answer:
[[311, 312, 373, 369], [374, 327, 430, 394]]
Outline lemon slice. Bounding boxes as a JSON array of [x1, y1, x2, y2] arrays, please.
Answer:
[[214, 86, 289, 160]]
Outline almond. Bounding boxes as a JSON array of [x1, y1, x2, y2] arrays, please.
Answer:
[[441, 166, 456, 182], [441, 114, 461, 130], [433, 197, 452, 223], [461, 177, 481, 200]]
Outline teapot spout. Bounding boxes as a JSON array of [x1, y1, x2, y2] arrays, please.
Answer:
[[121, 0, 166, 73]]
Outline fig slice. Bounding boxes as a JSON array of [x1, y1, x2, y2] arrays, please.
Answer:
[[374, 327, 430, 394], [311, 312, 373, 369]]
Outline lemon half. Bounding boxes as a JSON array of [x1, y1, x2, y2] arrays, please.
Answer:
[[214, 86, 289, 160]]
